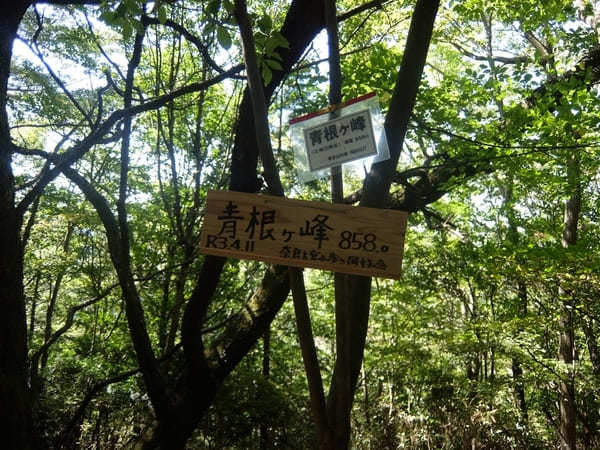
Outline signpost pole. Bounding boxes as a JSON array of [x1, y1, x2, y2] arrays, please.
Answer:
[[330, 165, 343, 203]]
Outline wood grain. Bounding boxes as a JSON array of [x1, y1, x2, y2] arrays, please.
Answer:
[[199, 190, 407, 279]]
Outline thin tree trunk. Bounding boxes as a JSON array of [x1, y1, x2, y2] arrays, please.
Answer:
[[29, 270, 41, 348], [259, 328, 271, 450], [324, 0, 353, 446], [362, 366, 370, 426], [559, 293, 577, 450], [326, 1, 440, 448], [158, 247, 173, 351], [288, 268, 333, 447], [165, 254, 192, 351], [513, 281, 529, 423], [581, 318, 600, 448], [40, 223, 74, 370], [583, 318, 600, 378], [558, 152, 581, 450], [501, 172, 529, 425]]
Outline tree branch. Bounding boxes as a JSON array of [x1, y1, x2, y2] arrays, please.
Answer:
[[29, 284, 118, 376], [337, 0, 387, 22], [141, 15, 245, 79], [206, 265, 290, 379], [448, 40, 529, 65], [61, 166, 173, 420], [55, 367, 140, 449], [26, 8, 94, 126], [16, 65, 242, 215]]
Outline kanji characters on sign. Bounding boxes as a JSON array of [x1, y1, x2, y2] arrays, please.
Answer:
[[200, 191, 407, 279], [302, 109, 378, 171]]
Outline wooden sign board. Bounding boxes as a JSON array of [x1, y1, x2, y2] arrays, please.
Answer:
[[199, 190, 407, 279]]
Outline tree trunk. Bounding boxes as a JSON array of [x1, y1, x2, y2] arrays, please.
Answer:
[[501, 169, 530, 427], [0, 2, 37, 448], [323, 0, 353, 445], [324, 1, 440, 448], [559, 292, 577, 450], [260, 328, 271, 450], [558, 152, 581, 450], [29, 270, 41, 348], [513, 281, 529, 423], [581, 318, 600, 448]]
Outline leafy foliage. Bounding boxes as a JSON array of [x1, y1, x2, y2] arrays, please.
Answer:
[[4, 0, 600, 447]]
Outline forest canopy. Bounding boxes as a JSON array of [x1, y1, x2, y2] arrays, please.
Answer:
[[0, 0, 599, 448]]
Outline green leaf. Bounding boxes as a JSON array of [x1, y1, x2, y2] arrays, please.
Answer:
[[158, 4, 167, 24], [203, 22, 216, 37], [258, 14, 272, 33], [265, 58, 283, 71], [122, 20, 133, 39], [132, 18, 144, 34], [217, 26, 232, 50], [261, 64, 272, 85], [273, 31, 290, 49], [99, 10, 116, 25]]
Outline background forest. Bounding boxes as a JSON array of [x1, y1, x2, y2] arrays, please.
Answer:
[[1, 0, 600, 448]]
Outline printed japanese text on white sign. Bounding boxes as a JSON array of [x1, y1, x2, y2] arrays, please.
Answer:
[[303, 109, 378, 171]]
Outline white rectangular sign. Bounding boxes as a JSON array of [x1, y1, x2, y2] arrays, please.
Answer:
[[302, 109, 378, 171]]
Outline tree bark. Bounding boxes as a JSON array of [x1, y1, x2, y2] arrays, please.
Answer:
[[558, 152, 581, 450], [0, 2, 38, 448], [582, 317, 600, 447], [513, 281, 529, 423], [325, 2, 440, 448], [324, 0, 353, 446], [259, 328, 271, 450]]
